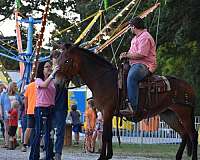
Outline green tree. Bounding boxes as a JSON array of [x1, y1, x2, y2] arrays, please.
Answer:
[[1, 0, 200, 113]]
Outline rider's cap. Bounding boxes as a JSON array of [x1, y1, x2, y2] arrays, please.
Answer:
[[129, 17, 145, 29]]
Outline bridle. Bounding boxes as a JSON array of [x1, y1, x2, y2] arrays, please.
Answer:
[[57, 44, 79, 81]]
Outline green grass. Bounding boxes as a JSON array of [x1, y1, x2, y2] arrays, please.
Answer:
[[113, 143, 184, 159], [1, 138, 199, 159], [63, 141, 200, 159]]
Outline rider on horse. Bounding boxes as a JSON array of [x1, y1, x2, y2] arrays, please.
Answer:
[[119, 17, 157, 119]]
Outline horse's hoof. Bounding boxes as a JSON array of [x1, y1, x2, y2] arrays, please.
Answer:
[[106, 155, 113, 159], [176, 155, 182, 160], [97, 156, 107, 160]]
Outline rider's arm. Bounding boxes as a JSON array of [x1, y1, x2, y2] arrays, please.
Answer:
[[127, 37, 150, 60], [126, 52, 146, 59]]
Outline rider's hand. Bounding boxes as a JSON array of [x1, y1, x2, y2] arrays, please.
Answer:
[[120, 52, 127, 60]]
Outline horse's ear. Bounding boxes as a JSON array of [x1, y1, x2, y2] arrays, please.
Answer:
[[51, 41, 61, 50], [63, 43, 74, 50]]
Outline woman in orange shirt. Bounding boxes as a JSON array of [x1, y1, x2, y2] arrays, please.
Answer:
[[84, 98, 96, 152]]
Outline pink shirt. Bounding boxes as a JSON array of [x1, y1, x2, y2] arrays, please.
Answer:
[[35, 78, 56, 107], [128, 29, 157, 73]]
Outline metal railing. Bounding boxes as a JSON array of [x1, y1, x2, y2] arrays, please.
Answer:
[[112, 116, 200, 144]]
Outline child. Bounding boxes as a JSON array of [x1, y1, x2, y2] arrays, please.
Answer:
[[92, 110, 103, 153], [69, 104, 81, 145], [8, 100, 19, 150], [84, 98, 96, 152]]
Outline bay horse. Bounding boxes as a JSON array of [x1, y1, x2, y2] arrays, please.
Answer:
[[57, 43, 198, 160]]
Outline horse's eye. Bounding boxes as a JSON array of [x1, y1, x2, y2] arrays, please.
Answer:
[[65, 60, 69, 64]]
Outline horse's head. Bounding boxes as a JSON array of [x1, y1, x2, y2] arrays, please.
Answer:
[[57, 43, 81, 80]]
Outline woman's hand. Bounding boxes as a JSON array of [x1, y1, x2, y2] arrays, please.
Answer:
[[52, 65, 60, 74], [50, 65, 60, 79]]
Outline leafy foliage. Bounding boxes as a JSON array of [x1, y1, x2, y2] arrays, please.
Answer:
[[0, 0, 200, 113]]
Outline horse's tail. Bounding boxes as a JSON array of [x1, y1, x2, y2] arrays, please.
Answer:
[[186, 109, 193, 157], [187, 108, 198, 157], [116, 116, 121, 146]]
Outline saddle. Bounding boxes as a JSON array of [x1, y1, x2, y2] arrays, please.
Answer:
[[117, 60, 171, 121], [139, 74, 171, 94]]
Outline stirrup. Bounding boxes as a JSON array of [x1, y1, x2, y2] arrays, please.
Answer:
[[124, 99, 134, 112], [127, 102, 134, 112]]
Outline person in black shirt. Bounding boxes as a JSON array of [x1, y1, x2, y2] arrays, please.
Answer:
[[51, 50, 68, 160]]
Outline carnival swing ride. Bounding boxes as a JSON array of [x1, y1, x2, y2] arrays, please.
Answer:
[[0, 0, 160, 91]]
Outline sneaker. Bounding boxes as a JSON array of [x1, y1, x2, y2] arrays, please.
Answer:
[[21, 145, 27, 152], [55, 153, 61, 160], [88, 149, 94, 153], [40, 151, 46, 160], [1, 144, 8, 148], [7, 141, 15, 150], [73, 142, 79, 146], [97, 148, 102, 153]]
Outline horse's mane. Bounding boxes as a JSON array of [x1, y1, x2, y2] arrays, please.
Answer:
[[64, 43, 116, 70]]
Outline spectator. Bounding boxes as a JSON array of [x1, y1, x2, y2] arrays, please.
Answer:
[[21, 82, 36, 152], [0, 81, 6, 139], [84, 98, 96, 153], [0, 82, 22, 148], [7, 100, 20, 150], [19, 91, 26, 146], [92, 109, 103, 153], [69, 104, 81, 145], [50, 50, 68, 160], [29, 61, 58, 160]]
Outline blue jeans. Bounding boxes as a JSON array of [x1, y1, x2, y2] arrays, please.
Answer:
[[127, 64, 149, 110], [29, 107, 53, 160], [0, 119, 5, 138], [21, 115, 27, 144], [52, 110, 67, 155]]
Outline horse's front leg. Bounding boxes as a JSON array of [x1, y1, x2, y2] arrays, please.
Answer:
[[97, 123, 108, 160], [97, 114, 113, 160]]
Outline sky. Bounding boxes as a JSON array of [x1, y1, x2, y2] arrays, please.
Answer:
[[0, 18, 16, 36], [0, 14, 56, 49], [0, 0, 80, 49]]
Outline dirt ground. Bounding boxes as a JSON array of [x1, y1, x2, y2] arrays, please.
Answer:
[[0, 146, 165, 160]]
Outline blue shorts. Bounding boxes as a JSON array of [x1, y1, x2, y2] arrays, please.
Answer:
[[72, 124, 81, 133], [27, 114, 35, 128]]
